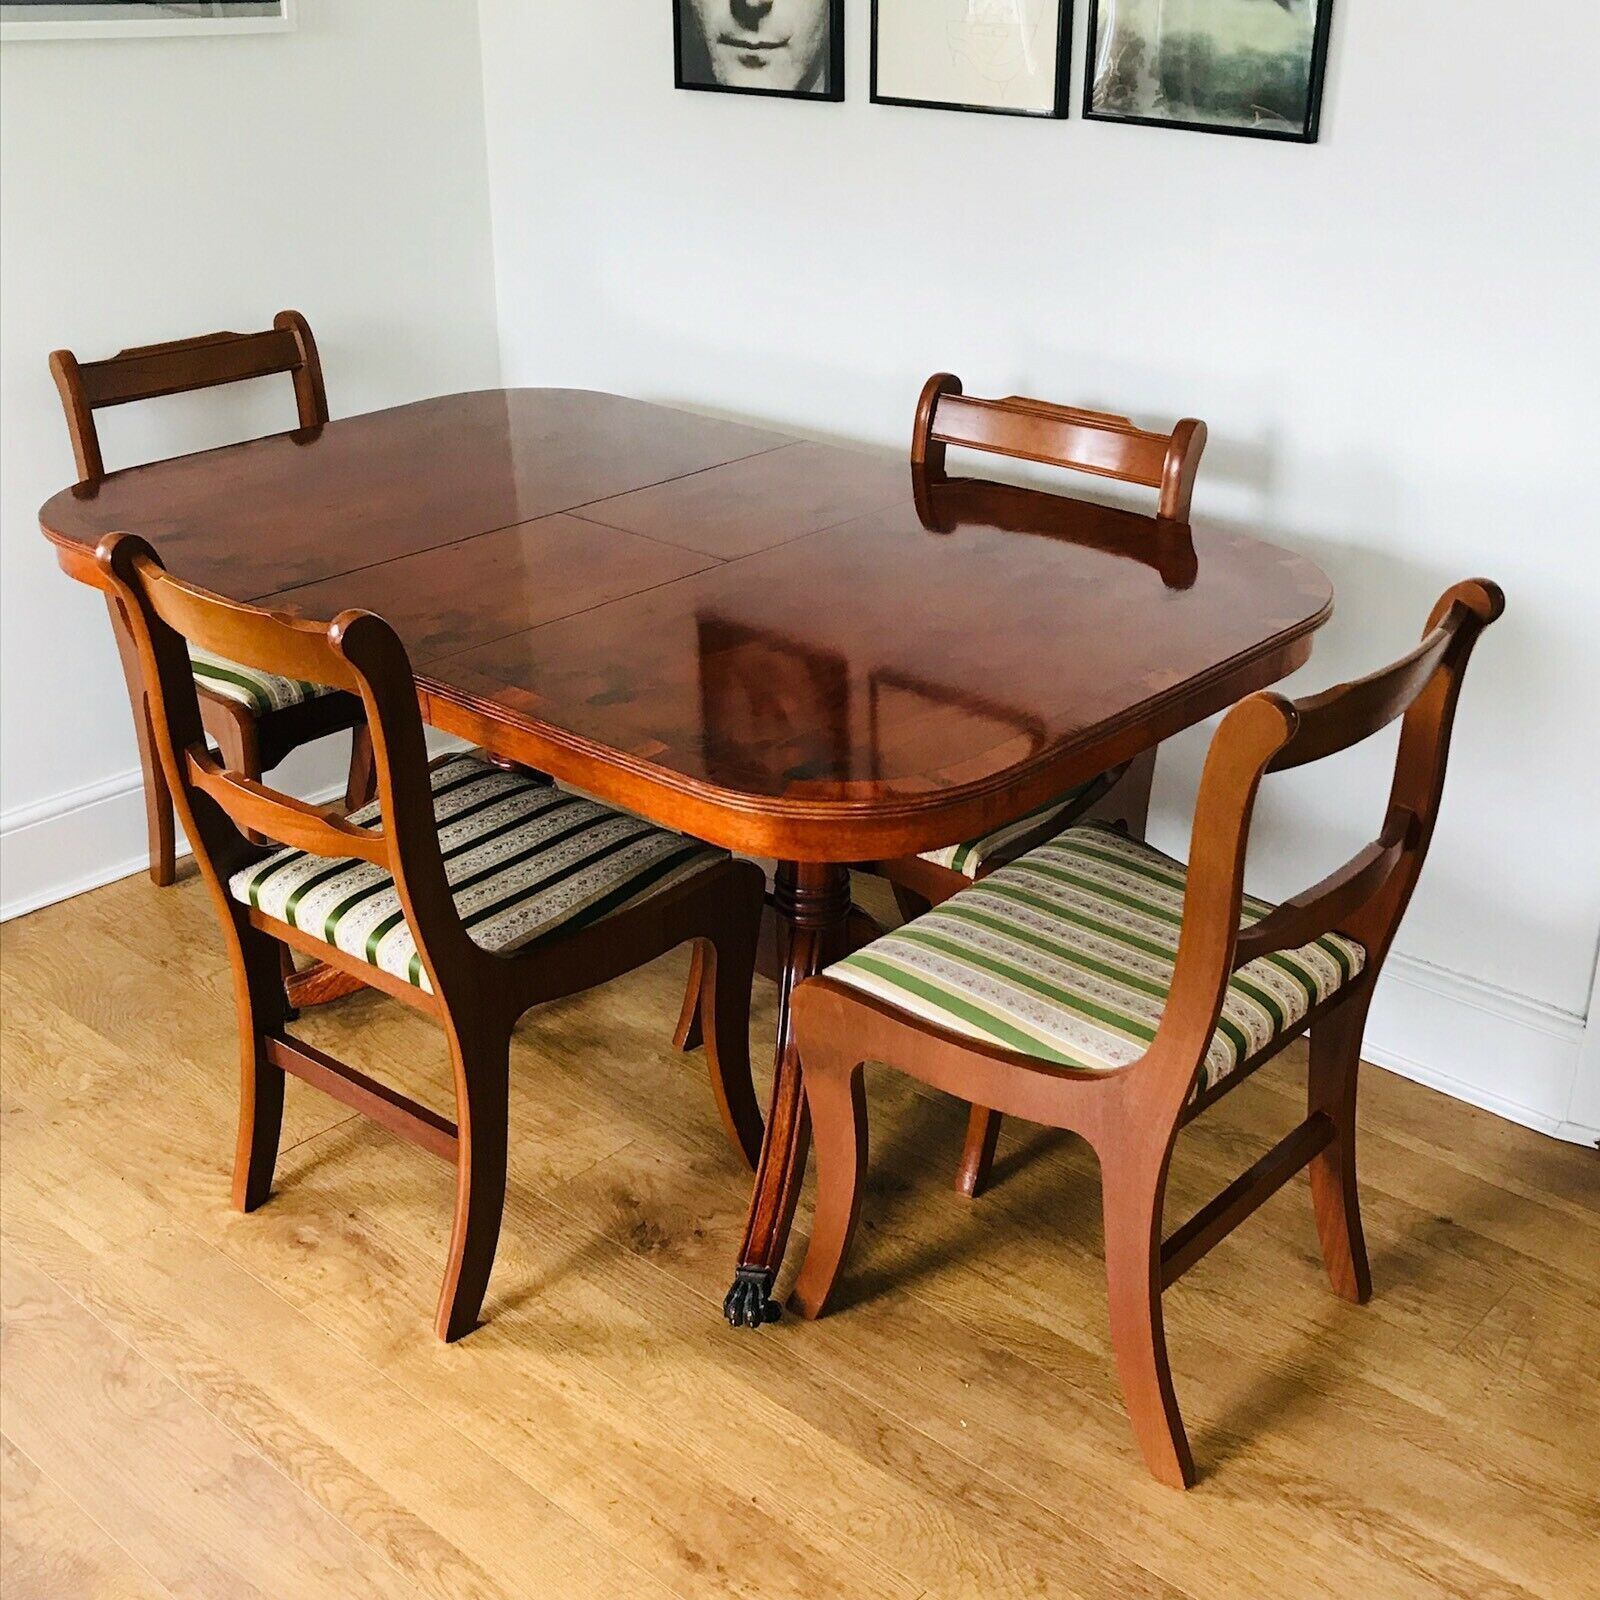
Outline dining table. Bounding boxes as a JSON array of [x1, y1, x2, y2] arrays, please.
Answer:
[[39, 386, 1335, 1327]]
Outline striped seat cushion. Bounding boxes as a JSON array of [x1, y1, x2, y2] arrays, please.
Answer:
[[834, 823, 1365, 1095], [190, 644, 335, 716], [228, 753, 725, 993], [920, 776, 1107, 878]]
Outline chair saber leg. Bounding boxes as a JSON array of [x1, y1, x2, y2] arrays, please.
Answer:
[[435, 1020, 512, 1343], [233, 1038, 286, 1213], [700, 877, 766, 1169], [672, 943, 706, 1053], [1307, 996, 1374, 1304], [231, 925, 290, 1212], [1100, 1148, 1195, 1489], [788, 1053, 868, 1321], [106, 594, 176, 887]]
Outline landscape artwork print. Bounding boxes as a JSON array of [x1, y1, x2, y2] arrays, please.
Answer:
[[1086, 0, 1333, 142]]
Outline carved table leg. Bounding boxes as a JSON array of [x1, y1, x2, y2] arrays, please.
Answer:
[[724, 861, 853, 1329]]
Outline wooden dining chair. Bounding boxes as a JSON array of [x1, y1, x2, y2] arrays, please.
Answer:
[[865, 372, 1210, 1196], [97, 531, 766, 1343], [788, 579, 1503, 1486], [51, 312, 372, 891]]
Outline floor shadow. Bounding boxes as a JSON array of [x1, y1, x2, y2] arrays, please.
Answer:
[[813, 1081, 1100, 1313]]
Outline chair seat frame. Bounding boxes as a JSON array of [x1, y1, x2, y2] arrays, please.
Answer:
[[861, 749, 1155, 1196]]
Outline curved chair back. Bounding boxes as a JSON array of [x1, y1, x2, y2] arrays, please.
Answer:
[[912, 372, 1208, 522], [51, 310, 327, 483], [96, 532, 474, 1002], [1144, 579, 1505, 1112]]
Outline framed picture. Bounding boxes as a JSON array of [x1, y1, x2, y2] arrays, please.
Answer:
[[0, 0, 294, 40], [674, 0, 844, 102], [1084, 0, 1333, 142], [872, 0, 1072, 119]]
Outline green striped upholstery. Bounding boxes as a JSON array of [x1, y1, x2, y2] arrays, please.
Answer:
[[834, 823, 1365, 1095], [190, 644, 334, 716], [228, 753, 725, 994], [920, 776, 1106, 878]]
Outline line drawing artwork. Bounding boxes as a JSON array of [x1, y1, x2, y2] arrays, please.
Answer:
[[944, 0, 1041, 88], [873, 0, 1068, 116]]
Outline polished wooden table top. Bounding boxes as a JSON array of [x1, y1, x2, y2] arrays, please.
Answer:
[[41, 387, 1332, 861]]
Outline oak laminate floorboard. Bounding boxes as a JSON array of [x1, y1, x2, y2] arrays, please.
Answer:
[[0, 1122, 681, 1600], [0, 1257, 424, 1600], [2, 871, 1596, 1599], [0, 1436, 174, 1600]]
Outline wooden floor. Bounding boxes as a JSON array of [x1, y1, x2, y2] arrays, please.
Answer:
[[1, 869, 1596, 1600]]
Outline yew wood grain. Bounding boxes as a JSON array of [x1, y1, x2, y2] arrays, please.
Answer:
[[579, 440, 911, 560], [423, 498, 1328, 861], [42, 388, 792, 598], [260, 512, 718, 668]]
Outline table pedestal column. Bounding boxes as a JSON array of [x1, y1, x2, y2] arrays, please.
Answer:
[[724, 860, 853, 1329]]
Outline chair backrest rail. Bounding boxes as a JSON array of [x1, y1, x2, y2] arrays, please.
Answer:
[[187, 752, 391, 868], [1268, 608, 1467, 773], [913, 372, 1208, 522], [97, 531, 473, 999], [50, 309, 325, 482], [136, 552, 362, 691], [933, 398, 1170, 485], [77, 327, 306, 408], [996, 396, 1136, 430], [1231, 805, 1418, 969], [1141, 577, 1503, 1116]]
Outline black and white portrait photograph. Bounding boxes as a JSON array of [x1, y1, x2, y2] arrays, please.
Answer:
[[1085, 0, 1333, 141], [675, 0, 845, 101]]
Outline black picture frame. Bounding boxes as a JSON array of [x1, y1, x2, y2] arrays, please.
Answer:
[[674, 0, 845, 103], [870, 0, 1072, 120], [1083, 0, 1334, 143]]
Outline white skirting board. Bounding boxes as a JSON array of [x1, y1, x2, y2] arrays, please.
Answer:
[[0, 755, 349, 922], [3, 759, 1596, 1149], [2, 762, 191, 923], [1362, 953, 1596, 1148]]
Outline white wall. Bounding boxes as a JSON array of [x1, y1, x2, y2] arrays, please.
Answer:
[[3, 3, 1595, 1142], [0, 0, 500, 914], [475, 2, 1600, 1140]]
